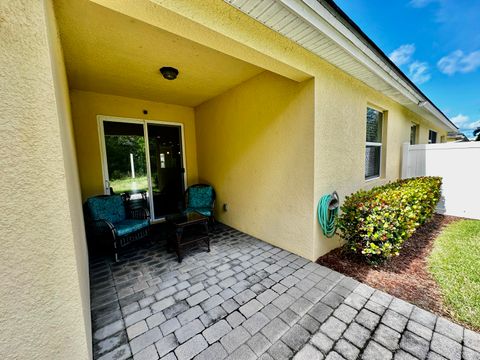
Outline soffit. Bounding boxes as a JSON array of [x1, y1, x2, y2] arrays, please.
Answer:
[[225, 0, 456, 131]]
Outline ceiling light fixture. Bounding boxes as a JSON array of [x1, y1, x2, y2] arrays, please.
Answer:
[[160, 66, 179, 80]]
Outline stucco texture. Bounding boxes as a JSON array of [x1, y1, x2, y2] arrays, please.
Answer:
[[0, 1, 90, 359], [77, 0, 448, 261], [53, 0, 265, 108], [312, 72, 447, 259], [195, 72, 315, 259], [1, 0, 454, 357], [70, 90, 199, 200]]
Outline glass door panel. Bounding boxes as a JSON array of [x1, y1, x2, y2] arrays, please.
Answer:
[[147, 124, 185, 219], [103, 121, 149, 209]]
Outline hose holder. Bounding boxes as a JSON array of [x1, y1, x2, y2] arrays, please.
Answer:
[[328, 191, 339, 210], [317, 191, 339, 238]]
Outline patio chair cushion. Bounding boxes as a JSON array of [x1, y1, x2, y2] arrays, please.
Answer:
[[114, 219, 149, 237], [188, 186, 213, 209], [186, 207, 213, 217], [87, 195, 126, 224]]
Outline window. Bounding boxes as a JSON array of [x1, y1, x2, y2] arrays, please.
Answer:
[[365, 107, 383, 180], [410, 124, 418, 145], [428, 130, 437, 144]]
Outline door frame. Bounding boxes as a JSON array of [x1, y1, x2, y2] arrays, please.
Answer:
[[97, 115, 188, 221]]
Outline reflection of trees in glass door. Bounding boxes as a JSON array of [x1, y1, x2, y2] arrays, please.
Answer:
[[103, 121, 148, 198], [100, 117, 185, 221]]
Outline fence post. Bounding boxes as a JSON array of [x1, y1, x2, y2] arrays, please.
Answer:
[[401, 142, 410, 179]]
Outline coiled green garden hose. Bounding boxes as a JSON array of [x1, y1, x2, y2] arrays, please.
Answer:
[[317, 192, 339, 238]]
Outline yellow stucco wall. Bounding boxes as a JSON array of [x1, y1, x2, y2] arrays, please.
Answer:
[[70, 90, 198, 200], [0, 1, 90, 359], [84, 0, 449, 261], [1, 0, 455, 357], [195, 72, 315, 259], [44, 0, 92, 357], [312, 73, 448, 259]]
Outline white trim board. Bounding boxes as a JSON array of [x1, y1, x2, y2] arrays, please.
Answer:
[[224, 0, 456, 132]]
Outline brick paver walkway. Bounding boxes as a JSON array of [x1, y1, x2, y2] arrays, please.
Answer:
[[90, 225, 480, 360]]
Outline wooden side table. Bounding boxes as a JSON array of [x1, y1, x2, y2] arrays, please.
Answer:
[[167, 212, 210, 262]]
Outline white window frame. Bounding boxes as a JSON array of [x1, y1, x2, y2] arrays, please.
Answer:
[[428, 129, 438, 144], [365, 142, 382, 181], [410, 123, 419, 145], [365, 106, 384, 181]]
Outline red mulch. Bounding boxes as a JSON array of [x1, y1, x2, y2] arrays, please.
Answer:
[[317, 214, 459, 320]]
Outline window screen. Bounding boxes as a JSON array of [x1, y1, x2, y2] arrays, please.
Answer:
[[365, 107, 383, 179], [410, 124, 418, 145]]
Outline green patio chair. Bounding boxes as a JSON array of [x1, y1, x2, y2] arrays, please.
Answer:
[[84, 194, 150, 262], [185, 184, 216, 226]]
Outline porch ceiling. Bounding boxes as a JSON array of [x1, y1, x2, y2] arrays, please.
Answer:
[[53, 0, 265, 107]]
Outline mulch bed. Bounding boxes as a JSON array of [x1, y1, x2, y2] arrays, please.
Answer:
[[317, 214, 459, 321]]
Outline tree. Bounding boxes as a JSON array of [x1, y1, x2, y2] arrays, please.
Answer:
[[105, 135, 146, 179], [474, 127, 480, 141]]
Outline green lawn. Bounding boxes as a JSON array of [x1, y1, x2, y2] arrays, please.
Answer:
[[428, 219, 480, 330], [110, 176, 148, 193]]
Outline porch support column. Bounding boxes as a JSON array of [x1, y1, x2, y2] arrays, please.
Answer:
[[0, 1, 91, 359]]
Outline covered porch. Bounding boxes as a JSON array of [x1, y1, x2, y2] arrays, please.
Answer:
[[53, 1, 321, 357], [54, 2, 475, 360], [54, 0, 317, 262], [3, 1, 473, 359]]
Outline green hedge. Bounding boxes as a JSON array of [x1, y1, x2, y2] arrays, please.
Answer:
[[337, 177, 442, 263]]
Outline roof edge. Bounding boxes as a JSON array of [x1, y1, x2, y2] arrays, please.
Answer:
[[318, 0, 457, 130]]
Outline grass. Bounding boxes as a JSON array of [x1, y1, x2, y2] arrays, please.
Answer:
[[110, 176, 148, 193], [428, 219, 480, 330]]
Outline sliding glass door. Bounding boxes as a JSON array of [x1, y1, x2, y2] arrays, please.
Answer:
[[99, 117, 185, 221], [103, 121, 148, 194], [147, 124, 185, 218]]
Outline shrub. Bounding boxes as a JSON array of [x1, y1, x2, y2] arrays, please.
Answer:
[[337, 177, 442, 263]]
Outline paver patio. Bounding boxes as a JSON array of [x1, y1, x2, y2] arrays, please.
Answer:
[[90, 225, 480, 360]]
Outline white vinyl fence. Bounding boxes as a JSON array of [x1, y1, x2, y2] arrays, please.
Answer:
[[401, 142, 480, 220]]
